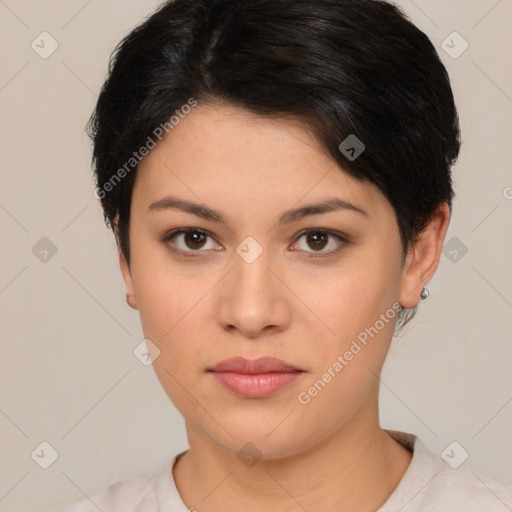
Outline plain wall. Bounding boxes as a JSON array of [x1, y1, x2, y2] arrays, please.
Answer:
[[0, 1, 511, 510]]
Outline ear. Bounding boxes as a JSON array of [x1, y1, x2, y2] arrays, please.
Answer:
[[399, 202, 451, 308], [119, 249, 138, 310], [114, 215, 138, 310]]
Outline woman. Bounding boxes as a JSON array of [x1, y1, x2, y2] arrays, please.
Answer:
[[57, 0, 512, 510]]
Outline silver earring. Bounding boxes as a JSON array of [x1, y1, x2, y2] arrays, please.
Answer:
[[420, 286, 429, 300]]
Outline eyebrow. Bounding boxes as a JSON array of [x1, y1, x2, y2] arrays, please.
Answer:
[[148, 195, 368, 225]]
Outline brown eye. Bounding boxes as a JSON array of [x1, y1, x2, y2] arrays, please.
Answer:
[[291, 229, 347, 257], [162, 228, 220, 255], [183, 230, 207, 250], [305, 231, 329, 251]]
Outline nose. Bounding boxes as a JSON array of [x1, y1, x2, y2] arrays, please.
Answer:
[[215, 247, 292, 339]]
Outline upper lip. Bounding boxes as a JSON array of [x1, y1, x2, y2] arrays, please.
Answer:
[[209, 357, 303, 374]]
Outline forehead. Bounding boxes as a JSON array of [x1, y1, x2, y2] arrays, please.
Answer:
[[133, 103, 390, 221], [138, 102, 329, 179]]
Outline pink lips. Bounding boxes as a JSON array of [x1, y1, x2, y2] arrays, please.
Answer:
[[208, 357, 304, 399]]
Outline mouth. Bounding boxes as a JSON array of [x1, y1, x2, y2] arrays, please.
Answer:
[[207, 356, 305, 399]]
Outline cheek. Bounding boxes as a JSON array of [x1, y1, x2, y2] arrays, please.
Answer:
[[130, 237, 204, 335], [134, 271, 207, 356], [132, 265, 208, 412], [310, 262, 398, 342], [297, 257, 400, 396], [129, 249, 222, 377], [290, 278, 398, 438]]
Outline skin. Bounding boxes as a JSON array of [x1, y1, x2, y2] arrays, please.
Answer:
[[118, 102, 450, 512]]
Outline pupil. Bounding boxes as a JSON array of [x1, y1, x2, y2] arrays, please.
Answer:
[[307, 232, 327, 250]]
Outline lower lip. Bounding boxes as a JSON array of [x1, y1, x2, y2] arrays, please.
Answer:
[[211, 371, 303, 398]]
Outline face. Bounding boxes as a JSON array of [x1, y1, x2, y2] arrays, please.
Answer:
[[119, 102, 445, 459]]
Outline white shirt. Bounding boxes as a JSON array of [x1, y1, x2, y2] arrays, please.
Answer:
[[53, 429, 512, 511]]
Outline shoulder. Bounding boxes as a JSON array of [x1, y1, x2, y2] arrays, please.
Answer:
[[382, 430, 512, 512], [419, 463, 512, 511], [52, 459, 172, 512]]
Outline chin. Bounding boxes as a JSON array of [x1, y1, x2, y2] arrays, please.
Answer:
[[199, 414, 312, 461]]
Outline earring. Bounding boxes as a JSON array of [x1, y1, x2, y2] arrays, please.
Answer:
[[420, 286, 429, 300]]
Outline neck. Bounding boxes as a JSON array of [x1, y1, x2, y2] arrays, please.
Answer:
[[173, 405, 413, 512]]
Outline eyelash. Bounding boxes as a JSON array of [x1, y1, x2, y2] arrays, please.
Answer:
[[161, 228, 349, 259]]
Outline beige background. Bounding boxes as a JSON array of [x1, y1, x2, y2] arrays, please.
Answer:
[[0, 1, 511, 510]]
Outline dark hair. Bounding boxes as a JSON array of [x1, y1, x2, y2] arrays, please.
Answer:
[[87, 0, 460, 327]]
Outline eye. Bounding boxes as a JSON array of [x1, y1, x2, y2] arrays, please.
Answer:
[[162, 227, 348, 258], [290, 229, 347, 257], [162, 228, 221, 256]]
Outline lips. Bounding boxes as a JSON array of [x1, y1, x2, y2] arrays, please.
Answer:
[[209, 356, 303, 374], [208, 357, 304, 398]]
